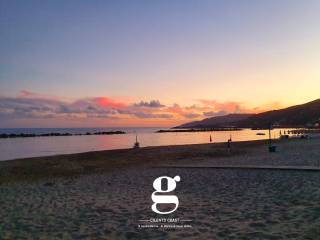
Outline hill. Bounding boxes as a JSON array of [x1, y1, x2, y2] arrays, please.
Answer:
[[174, 114, 253, 128], [236, 99, 320, 128], [175, 99, 320, 129]]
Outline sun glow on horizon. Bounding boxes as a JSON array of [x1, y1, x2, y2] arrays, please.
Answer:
[[1, 1, 320, 127]]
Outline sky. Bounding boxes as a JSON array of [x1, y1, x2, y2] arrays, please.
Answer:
[[1, 0, 320, 127]]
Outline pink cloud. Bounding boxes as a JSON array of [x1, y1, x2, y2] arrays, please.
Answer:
[[93, 97, 128, 109], [0, 90, 287, 127]]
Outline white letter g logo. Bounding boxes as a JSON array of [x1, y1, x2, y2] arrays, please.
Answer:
[[151, 176, 180, 214]]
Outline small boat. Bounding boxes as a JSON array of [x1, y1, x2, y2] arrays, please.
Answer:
[[256, 132, 266, 136]]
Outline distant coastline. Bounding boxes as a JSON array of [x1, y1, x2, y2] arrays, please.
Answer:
[[0, 131, 126, 139], [156, 128, 243, 133]]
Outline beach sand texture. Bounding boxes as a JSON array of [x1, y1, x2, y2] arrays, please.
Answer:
[[0, 138, 320, 239]]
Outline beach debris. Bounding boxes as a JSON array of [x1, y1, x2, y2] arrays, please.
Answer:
[[43, 182, 55, 187]]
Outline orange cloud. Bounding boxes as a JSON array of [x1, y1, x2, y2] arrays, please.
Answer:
[[197, 100, 244, 112], [253, 101, 283, 112]]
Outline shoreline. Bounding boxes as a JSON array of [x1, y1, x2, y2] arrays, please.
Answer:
[[1, 127, 315, 161], [1, 137, 318, 185], [0, 139, 270, 185]]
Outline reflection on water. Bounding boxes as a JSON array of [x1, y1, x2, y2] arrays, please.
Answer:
[[0, 128, 293, 160]]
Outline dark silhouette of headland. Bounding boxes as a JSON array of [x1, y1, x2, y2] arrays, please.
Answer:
[[175, 99, 320, 129]]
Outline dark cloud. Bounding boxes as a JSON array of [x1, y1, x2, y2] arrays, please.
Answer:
[[203, 110, 227, 117], [182, 113, 202, 119], [0, 97, 115, 119], [133, 100, 165, 108], [133, 112, 173, 119]]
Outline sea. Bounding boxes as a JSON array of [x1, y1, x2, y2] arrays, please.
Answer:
[[0, 127, 291, 161]]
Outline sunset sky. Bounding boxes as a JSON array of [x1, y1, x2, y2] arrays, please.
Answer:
[[1, 0, 320, 127]]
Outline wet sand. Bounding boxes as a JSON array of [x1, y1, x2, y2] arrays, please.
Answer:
[[1, 137, 320, 239]]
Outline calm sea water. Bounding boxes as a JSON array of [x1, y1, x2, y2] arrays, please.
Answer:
[[0, 127, 292, 161]]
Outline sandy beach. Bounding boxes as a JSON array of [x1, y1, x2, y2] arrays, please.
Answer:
[[3, 0, 320, 238], [1, 137, 320, 239]]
